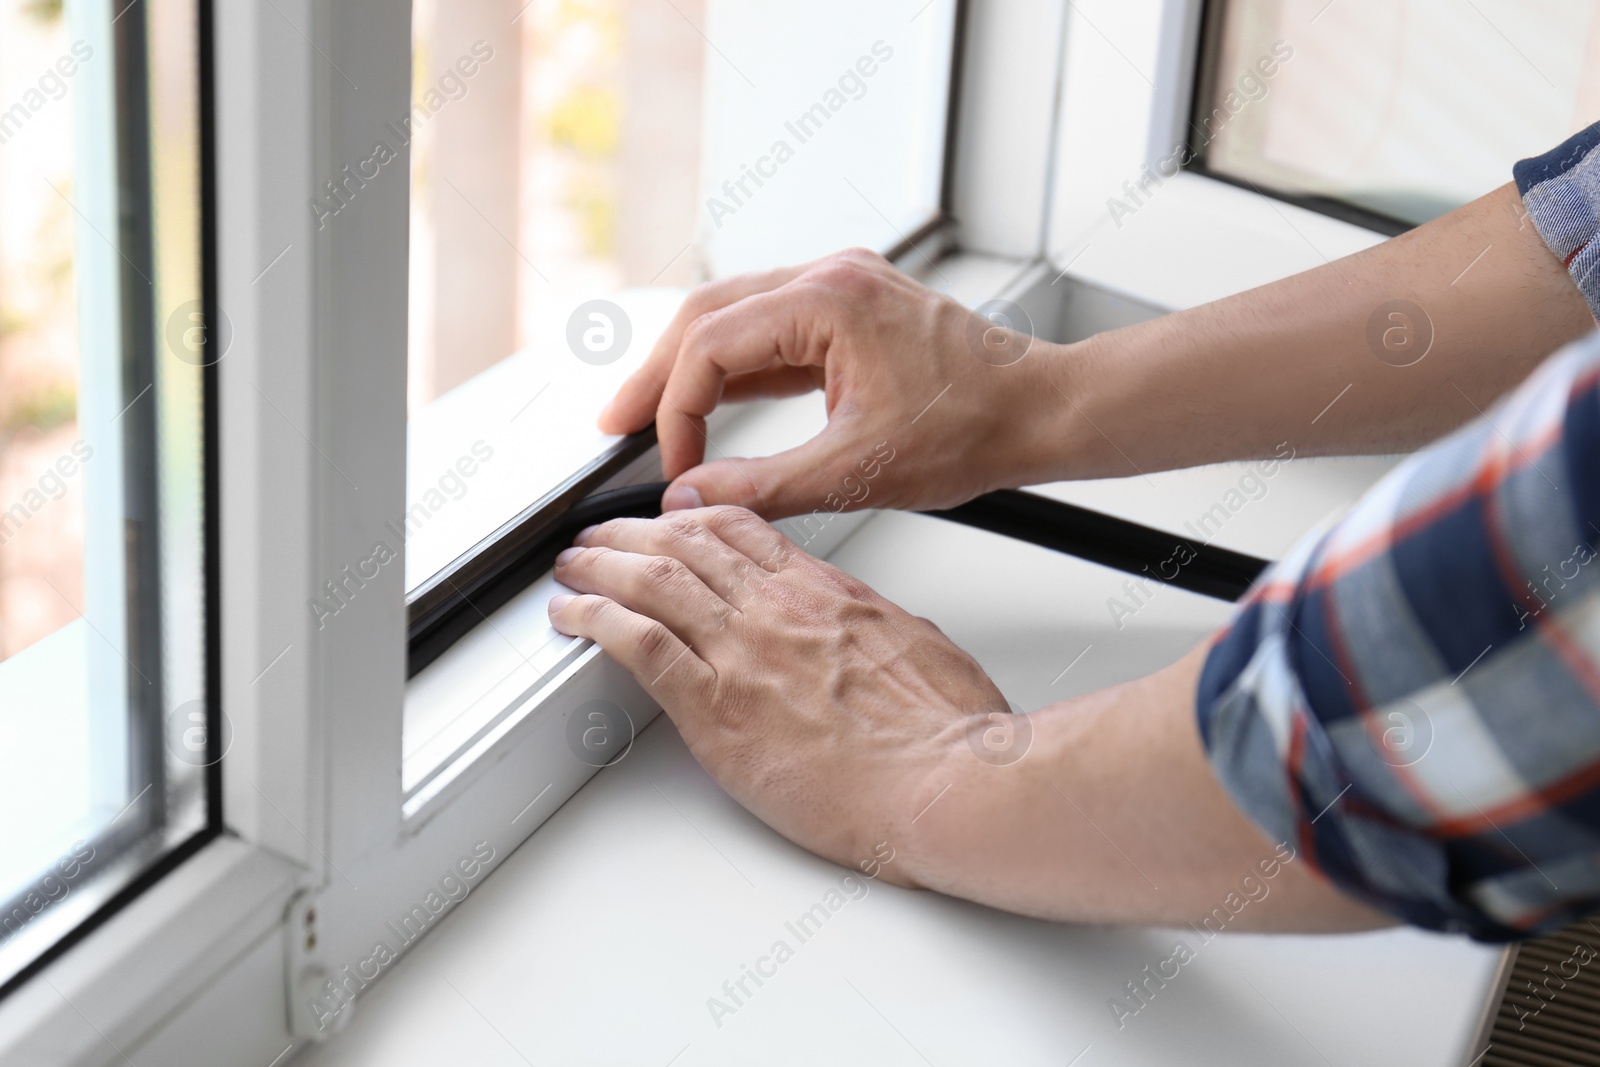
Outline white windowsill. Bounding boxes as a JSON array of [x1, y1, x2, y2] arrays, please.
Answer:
[[304, 481, 1503, 1067]]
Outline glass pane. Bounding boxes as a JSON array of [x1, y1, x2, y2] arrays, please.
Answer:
[[403, 0, 958, 593], [1193, 0, 1596, 225], [0, 0, 210, 991], [0, 3, 85, 663]]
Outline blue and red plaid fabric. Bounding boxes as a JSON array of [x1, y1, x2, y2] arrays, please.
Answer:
[[1197, 122, 1600, 942]]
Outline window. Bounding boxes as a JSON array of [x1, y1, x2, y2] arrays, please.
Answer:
[[1188, 0, 1599, 229], [0, 0, 216, 995]]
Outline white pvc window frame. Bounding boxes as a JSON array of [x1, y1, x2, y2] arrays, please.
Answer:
[[1042, 0, 1390, 312], [0, 2, 1407, 1062]]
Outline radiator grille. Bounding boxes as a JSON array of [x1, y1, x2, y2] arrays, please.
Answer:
[[1484, 918, 1600, 1066]]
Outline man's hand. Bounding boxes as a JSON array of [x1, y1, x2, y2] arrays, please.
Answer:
[[548, 504, 1000, 880], [549, 506, 1391, 931], [599, 248, 1071, 520], [602, 186, 1592, 520]]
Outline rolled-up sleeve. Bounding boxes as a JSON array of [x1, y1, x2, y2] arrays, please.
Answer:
[[1196, 122, 1600, 942]]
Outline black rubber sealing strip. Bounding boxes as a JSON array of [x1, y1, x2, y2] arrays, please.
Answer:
[[407, 481, 1273, 678], [923, 489, 1271, 603], [407, 428, 659, 636], [408, 480, 669, 678]]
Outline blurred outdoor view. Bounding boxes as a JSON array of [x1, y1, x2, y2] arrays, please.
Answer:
[[408, 0, 704, 411], [1201, 0, 1600, 225], [0, 0, 85, 662]]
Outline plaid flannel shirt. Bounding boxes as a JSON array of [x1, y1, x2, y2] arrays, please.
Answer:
[[1197, 122, 1600, 942]]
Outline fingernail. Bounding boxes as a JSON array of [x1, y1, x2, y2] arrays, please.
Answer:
[[549, 594, 574, 614], [662, 484, 703, 511], [574, 525, 599, 546], [555, 547, 582, 567]]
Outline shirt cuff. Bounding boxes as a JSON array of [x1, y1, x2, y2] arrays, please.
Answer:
[[1514, 120, 1600, 321]]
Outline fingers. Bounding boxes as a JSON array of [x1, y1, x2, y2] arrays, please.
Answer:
[[555, 545, 735, 646], [654, 402, 711, 483], [573, 511, 768, 600], [598, 262, 815, 436], [661, 429, 864, 522], [721, 363, 822, 403], [547, 593, 714, 701], [656, 284, 830, 478], [688, 505, 801, 571]]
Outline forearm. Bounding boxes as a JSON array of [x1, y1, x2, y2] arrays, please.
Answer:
[[895, 644, 1390, 931], [1035, 183, 1591, 481]]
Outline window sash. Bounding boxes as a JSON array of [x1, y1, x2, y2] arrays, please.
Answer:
[[1046, 0, 1389, 312], [0, 0, 220, 999]]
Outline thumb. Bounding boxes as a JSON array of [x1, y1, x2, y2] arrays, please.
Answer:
[[662, 432, 861, 521]]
